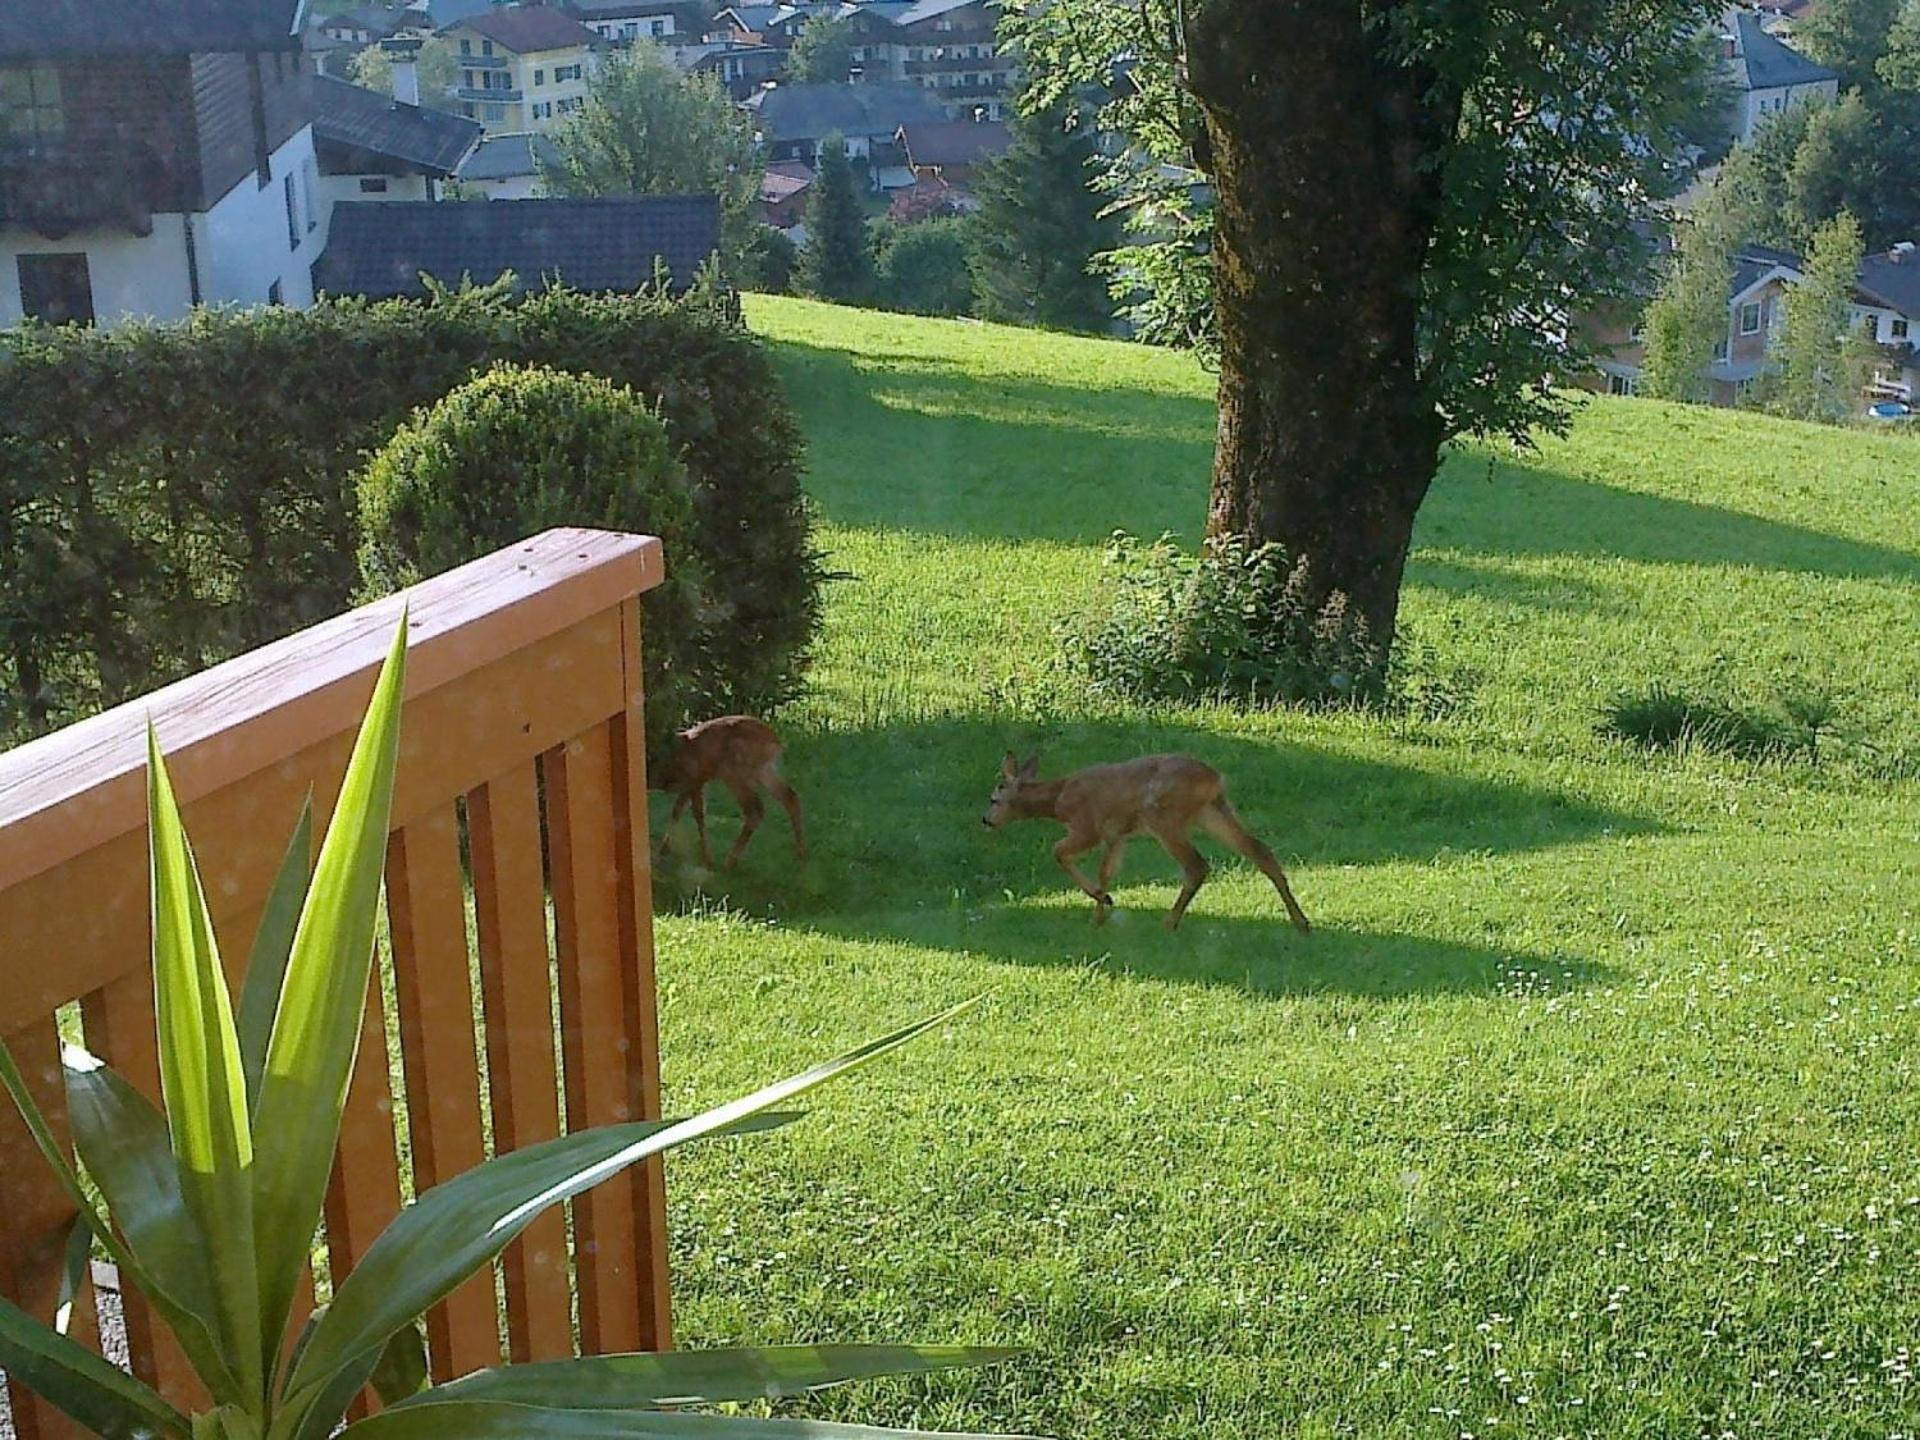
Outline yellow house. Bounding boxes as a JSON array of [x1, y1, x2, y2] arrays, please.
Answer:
[[440, 4, 598, 133]]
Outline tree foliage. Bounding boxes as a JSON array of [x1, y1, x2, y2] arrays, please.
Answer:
[[967, 98, 1113, 332], [541, 45, 764, 275], [1003, 0, 1723, 446], [795, 134, 874, 303], [1797, 0, 1903, 88], [871, 217, 976, 317], [347, 38, 459, 111], [786, 14, 856, 83], [1773, 210, 1867, 421]]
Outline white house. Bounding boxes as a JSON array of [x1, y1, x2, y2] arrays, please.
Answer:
[[1, 0, 328, 327], [311, 69, 482, 204], [1720, 7, 1837, 144], [565, 1, 680, 44]]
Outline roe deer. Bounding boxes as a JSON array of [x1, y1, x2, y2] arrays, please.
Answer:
[[656, 715, 806, 870], [981, 752, 1310, 933]]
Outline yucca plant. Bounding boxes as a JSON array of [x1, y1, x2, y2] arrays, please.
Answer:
[[0, 621, 1019, 1440]]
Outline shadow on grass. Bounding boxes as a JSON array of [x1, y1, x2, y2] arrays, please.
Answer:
[[768, 337, 1919, 586], [651, 714, 1642, 998]]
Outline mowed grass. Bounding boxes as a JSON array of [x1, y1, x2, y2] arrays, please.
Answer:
[[648, 297, 1920, 1439]]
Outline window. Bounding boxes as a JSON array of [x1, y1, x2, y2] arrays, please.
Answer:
[[534, 68, 545, 85], [247, 57, 272, 186], [555, 64, 583, 82], [482, 40, 495, 56], [460, 37, 472, 54], [284, 172, 300, 249], [485, 104, 505, 122], [532, 101, 551, 119], [1712, 338, 1729, 362], [1739, 301, 1762, 335], [651, 19, 666, 35], [267, 279, 284, 306], [0, 66, 65, 143], [16, 253, 93, 325], [359, 176, 389, 193], [1894, 317, 1911, 341], [302, 158, 318, 231], [1607, 373, 1639, 397]]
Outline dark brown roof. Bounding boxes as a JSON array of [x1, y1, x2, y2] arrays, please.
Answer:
[[445, 3, 597, 51], [313, 77, 482, 178], [0, 0, 303, 57], [313, 195, 722, 298], [897, 119, 1009, 169]]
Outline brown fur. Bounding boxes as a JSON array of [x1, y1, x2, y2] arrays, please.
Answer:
[[657, 716, 806, 870], [981, 752, 1310, 933]]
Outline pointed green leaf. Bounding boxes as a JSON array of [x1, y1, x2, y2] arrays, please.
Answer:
[[284, 1113, 801, 1416], [252, 618, 408, 1376], [51, 1212, 92, 1337], [238, 796, 314, 1111], [395, 1346, 1021, 1411], [368, 1321, 430, 1405], [63, 1047, 220, 1325], [289, 1000, 972, 1410], [344, 1403, 1030, 1440], [0, 1036, 242, 1402], [147, 725, 263, 1404], [0, 1290, 190, 1440]]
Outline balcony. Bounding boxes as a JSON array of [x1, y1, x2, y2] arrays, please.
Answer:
[[456, 85, 525, 104], [0, 140, 157, 239], [460, 52, 511, 68]]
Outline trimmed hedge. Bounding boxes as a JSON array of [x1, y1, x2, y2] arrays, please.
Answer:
[[360, 364, 703, 754], [0, 284, 820, 750]]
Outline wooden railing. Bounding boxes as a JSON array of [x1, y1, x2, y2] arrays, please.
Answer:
[[0, 529, 671, 1438]]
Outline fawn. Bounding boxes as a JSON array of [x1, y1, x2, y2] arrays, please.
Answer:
[[656, 715, 806, 870], [981, 751, 1311, 933]]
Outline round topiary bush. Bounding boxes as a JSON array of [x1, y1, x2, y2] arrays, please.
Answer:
[[357, 363, 705, 755]]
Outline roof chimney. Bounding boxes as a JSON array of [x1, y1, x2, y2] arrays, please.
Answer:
[[382, 36, 422, 107]]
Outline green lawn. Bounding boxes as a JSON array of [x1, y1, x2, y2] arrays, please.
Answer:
[[649, 297, 1920, 1439]]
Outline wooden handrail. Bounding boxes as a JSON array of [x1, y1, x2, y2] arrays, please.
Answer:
[[0, 528, 664, 894]]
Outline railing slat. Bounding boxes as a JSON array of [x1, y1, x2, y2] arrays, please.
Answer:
[[545, 729, 644, 1356], [0, 1019, 93, 1440], [469, 766, 575, 1362], [387, 811, 501, 1381], [612, 598, 671, 1350]]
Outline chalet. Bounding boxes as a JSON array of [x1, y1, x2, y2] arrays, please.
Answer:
[[1854, 243, 1920, 402], [851, 0, 1017, 121], [1720, 7, 1836, 144], [455, 128, 558, 198], [744, 81, 946, 164], [757, 159, 812, 227], [439, 4, 598, 133], [312, 194, 721, 297], [311, 74, 480, 203], [564, 0, 680, 44], [312, 6, 409, 48], [683, 42, 784, 100], [0, 0, 328, 327]]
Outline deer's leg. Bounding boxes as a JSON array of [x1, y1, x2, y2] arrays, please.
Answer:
[[1052, 830, 1113, 920], [1149, 822, 1209, 932], [760, 762, 807, 861], [690, 785, 714, 869], [1199, 801, 1311, 934], [721, 777, 764, 871], [1090, 840, 1126, 925], [659, 789, 691, 856]]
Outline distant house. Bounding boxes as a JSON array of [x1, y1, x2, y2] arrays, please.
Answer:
[[455, 129, 558, 198], [683, 41, 784, 100], [564, 0, 680, 44], [311, 75, 481, 203], [1579, 239, 1920, 406], [896, 118, 1007, 186], [1, 0, 327, 327], [313, 6, 409, 48], [406, 0, 502, 26], [313, 194, 721, 297], [745, 81, 948, 164], [757, 160, 812, 227], [845, 0, 1018, 120], [439, 4, 599, 133], [1720, 7, 1836, 144]]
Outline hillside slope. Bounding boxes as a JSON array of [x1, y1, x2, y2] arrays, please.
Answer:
[[648, 298, 1919, 1440]]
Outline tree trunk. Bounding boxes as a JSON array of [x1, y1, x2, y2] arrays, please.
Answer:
[[1188, 2, 1456, 651]]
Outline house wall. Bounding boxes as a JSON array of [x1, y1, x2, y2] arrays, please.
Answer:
[[465, 171, 543, 199], [583, 13, 677, 42], [191, 51, 314, 208], [318, 171, 436, 205], [1735, 79, 1835, 141], [1727, 281, 1788, 366], [449, 28, 593, 133], [196, 126, 328, 309], [0, 217, 196, 326], [1851, 302, 1916, 349], [3, 57, 204, 210]]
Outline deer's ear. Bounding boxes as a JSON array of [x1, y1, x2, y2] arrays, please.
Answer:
[[1019, 752, 1040, 778], [1001, 751, 1018, 779]]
